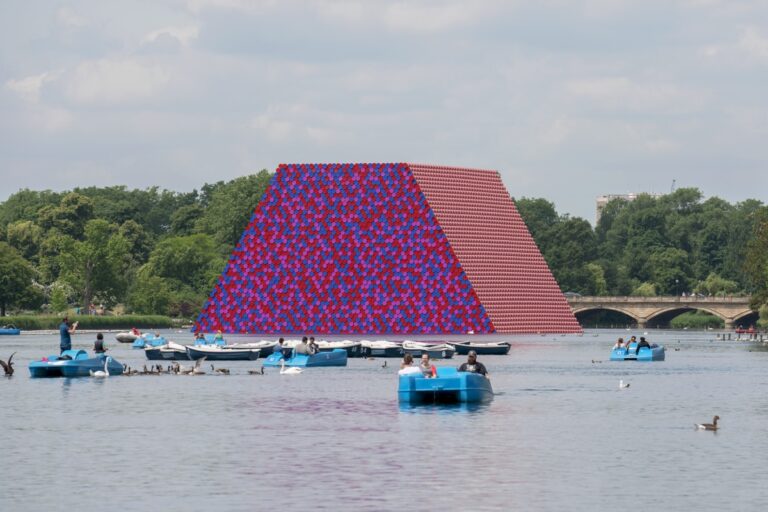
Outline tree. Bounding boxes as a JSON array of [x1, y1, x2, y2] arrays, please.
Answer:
[[744, 206, 768, 308], [170, 204, 205, 236], [58, 219, 130, 310], [0, 242, 35, 316], [195, 171, 273, 249], [6, 220, 43, 262], [632, 282, 657, 297], [144, 234, 225, 293], [515, 197, 559, 243], [127, 272, 173, 315], [694, 273, 739, 297]]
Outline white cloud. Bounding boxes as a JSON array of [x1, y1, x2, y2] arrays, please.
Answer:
[[566, 77, 705, 112], [738, 26, 768, 60], [5, 72, 57, 103], [64, 59, 171, 105], [142, 25, 200, 46], [56, 6, 88, 28]]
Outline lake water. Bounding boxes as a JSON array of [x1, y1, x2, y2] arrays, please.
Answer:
[[1, 329, 767, 511]]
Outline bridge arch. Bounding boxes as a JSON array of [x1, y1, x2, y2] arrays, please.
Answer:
[[572, 306, 639, 326]]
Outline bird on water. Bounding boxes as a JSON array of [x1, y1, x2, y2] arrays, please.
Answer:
[[0, 352, 15, 376], [619, 379, 630, 389], [696, 415, 720, 431]]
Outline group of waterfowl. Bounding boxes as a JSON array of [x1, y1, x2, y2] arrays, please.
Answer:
[[119, 357, 260, 377]]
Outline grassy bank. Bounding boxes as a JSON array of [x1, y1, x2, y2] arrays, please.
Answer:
[[670, 311, 724, 329], [1, 315, 178, 331]]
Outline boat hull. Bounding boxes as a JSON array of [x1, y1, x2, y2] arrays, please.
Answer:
[[402, 343, 455, 359], [29, 350, 124, 377], [0, 328, 21, 335], [185, 346, 260, 361], [451, 342, 511, 355], [610, 344, 666, 361], [115, 332, 138, 343], [145, 347, 191, 361], [262, 349, 348, 367], [398, 367, 493, 403]]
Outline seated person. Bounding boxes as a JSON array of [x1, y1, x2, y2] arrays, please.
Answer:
[[272, 338, 285, 355], [194, 332, 205, 340], [636, 336, 651, 352], [419, 354, 436, 378], [627, 335, 637, 351], [308, 336, 319, 355], [214, 330, 224, 340], [93, 333, 107, 353], [398, 353, 421, 375], [131, 327, 141, 336], [612, 337, 625, 350], [293, 336, 310, 356], [458, 350, 489, 377]]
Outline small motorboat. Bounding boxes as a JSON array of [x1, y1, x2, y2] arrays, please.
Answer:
[[29, 350, 124, 378], [145, 342, 191, 361], [398, 367, 493, 404], [115, 331, 139, 343], [402, 341, 456, 359], [262, 349, 348, 368], [610, 342, 666, 361], [360, 339, 404, 358], [133, 333, 167, 349], [186, 345, 260, 361], [450, 341, 511, 355], [0, 324, 21, 335], [315, 340, 363, 357]]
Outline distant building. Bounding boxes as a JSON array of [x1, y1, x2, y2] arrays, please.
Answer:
[[596, 193, 664, 225]]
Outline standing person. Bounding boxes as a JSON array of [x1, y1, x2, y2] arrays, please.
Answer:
[[458, 350, 489, 377], [93, 333, 107, 354], [59, 317, 78, 354]]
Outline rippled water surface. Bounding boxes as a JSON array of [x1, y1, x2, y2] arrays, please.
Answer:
[[2, 329, 767, 511]]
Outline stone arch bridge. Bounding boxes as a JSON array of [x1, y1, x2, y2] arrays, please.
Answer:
[[567, 296, 756, 328]]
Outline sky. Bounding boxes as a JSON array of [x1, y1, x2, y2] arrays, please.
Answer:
[[1, 0, 767, 224]]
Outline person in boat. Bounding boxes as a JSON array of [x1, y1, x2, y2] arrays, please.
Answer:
[[93, 333, 107, 354], [272, 337, 285, 356], [294, 336, 310, 356], [636, 336, 651, 352], [308, 336, 319, 355], [194, 331, 205, 341], [59, 316, 78, 354], [131, 327, 141, 336], [612, 337, 625, 350], [214, 330, 224, 341], [419, 354, 436, 378], [627, 335, 637, 351], [458, 350, 489, 377], [398, 353, 421, 375]]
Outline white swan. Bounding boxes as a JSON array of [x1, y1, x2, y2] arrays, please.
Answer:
[[619, 379, 630, 389], [280, 360, 303, 375], [90, 357, 111, 378]]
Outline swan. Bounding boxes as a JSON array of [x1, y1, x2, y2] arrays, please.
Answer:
[[191, 356, 206, 375], [90, 357, 112, 378], [696, 415, 720, 431], [280, 360, 303, 375], [619, 379, 630, 389]]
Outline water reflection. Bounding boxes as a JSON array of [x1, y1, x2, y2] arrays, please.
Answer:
[[398, 401, 492, 415]]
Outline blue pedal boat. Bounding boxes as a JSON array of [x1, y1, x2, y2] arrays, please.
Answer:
[[398, 367, 493, 404], [132, 334, 167, 349], [262, 349, 348, 368], [194, 334, 226, 347], [29, 350, 124, 377], [610, 343, 666, 361], [0, 325, 21, 335]]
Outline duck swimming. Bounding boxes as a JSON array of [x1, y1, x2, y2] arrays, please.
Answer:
[[696, 415, 720, 431]]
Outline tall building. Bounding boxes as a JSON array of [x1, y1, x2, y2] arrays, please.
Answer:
[[194, 163, 581, 334]]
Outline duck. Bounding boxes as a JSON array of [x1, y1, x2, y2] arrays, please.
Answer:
[[696, 415, 720, 431], [90, 357, 112, 378], [211, 364, 230, 375], [382, 360, 388, 368], [280, 360, 303, 375], [248, 367, 265, 375], [619, 379, 630, 389], [0, 352, 16, 376]]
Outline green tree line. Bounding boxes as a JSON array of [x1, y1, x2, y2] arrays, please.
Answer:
[[0, 170, 272, 318], [515, 188, 768, 325]]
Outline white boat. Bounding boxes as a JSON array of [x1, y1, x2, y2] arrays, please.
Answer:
[[360, 339, 404, 357], [402, 340, 456, 359], [115, 331, 139, 343], [185, 344, 261, 361], [315, 340, 363, 357]]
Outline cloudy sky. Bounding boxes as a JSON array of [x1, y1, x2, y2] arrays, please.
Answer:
[[2, 1, 767, 223]]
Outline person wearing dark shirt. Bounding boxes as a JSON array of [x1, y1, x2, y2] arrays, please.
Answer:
[[93, 333, 107, 353], [308, 336, 319, 355], [636, 336, 651, 352], [59, 317, 78, 354], [458, 350, 489, 377]]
